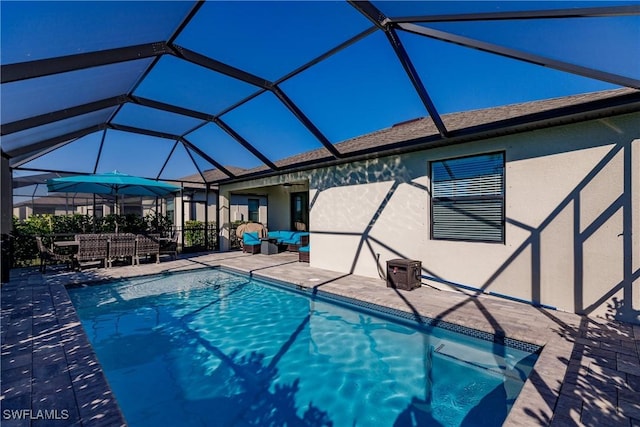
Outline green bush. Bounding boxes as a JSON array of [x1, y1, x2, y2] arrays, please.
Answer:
[[184, 220, 204, 247], [145, 212, 173, 236]]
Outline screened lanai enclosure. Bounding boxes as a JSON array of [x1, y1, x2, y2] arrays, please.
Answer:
[[1, 1, 639, 264]]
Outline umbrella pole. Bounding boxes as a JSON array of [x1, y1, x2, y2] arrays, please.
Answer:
[[114, 193, 119, 233]]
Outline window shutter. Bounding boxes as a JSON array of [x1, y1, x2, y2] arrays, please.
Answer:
[[432, 153, 504, 242]]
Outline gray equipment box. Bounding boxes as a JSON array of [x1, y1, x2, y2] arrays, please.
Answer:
[[386, 259, 422, 291]]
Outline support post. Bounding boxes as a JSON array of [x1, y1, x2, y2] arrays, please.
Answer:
[[218, 189, 231, 252], [1, 154, 13, 282]]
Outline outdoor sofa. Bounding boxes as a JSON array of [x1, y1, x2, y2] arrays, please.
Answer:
[[267, 231, 309, 252]]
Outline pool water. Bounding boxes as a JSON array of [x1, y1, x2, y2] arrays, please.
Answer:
[[68, 268, 538, 427]]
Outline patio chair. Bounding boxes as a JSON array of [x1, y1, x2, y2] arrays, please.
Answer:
[[75, 234, 108, 270], [242, 232, 261, 254], [237, 222, 267, 250], [35, 236, 72, 272], [159, 231, 178, 260], [135, 234, 160, 265], [107, 233, 136, 267]]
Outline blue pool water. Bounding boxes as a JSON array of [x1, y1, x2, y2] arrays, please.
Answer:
[[68, 268, 538, 427]]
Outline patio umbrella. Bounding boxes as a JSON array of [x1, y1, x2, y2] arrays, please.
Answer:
[[46, 170, 180, 198], [46, 171, 180, 224]]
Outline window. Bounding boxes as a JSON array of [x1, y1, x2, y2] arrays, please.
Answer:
[[33, 206, 55, 215], [431, 152, 504, 242], [248, 198, 259, 222]]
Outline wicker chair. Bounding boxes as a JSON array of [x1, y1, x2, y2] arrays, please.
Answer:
[[75, 234, 108, 270], [299, 245, 310, 263], [242, 232, 261, 254], [35, 236, 73, 272], [107, 233, 136, 267], [135, 234, 160, 265], [159, 231, 178, 260]]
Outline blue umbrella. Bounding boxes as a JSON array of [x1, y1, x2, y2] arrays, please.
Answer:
[[47, 171, 180, 228], [46, 171, 180, 197]]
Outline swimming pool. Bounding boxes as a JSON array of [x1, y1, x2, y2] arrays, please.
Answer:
[[68, 268, 539, 427]]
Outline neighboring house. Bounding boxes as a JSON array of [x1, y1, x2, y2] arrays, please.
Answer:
[[13, 194, 159, 220], [13, 196, 86, 220], [215, 88, 640, 324]]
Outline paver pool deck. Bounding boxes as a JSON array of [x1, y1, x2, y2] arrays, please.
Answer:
[[2, 252, 639, 426]]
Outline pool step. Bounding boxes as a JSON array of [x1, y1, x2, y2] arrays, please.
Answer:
[[433, 344, 528, 382]]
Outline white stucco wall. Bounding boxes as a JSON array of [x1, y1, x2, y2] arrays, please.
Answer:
[[229, 195, 268, 224], [307, 113, 639, 324]]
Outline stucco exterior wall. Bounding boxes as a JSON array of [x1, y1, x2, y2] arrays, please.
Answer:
[[308, 113, 640, 323], [230, 195, 268, 224]]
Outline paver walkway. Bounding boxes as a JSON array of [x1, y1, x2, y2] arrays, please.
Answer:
[[2, 252, 639, 426]]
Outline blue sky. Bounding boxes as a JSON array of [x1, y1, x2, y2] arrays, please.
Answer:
[[3, 0, 638, 185]]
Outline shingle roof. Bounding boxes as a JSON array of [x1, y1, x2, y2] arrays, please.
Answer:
[[178, 166, 248, 184], [226, 87, 639, 180]]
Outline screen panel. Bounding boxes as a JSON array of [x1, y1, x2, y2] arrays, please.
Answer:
[[95, 130, 175, 179], [1, 1, 195, 64], [399, 31, 617, 116], [175, 1, 371, 80], [1, 108, 117, 155], [220, 92, 326, 163], [1, 59, 153, 124], [281, 31, 427, 144], [112, 103, 203, 137], [424, 16, 639, 80], [186, 122, 263, 171], [133, 56, 259, 116], [20, 132, 104, 173]]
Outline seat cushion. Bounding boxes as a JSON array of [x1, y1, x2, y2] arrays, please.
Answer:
[[243, 232, 260, 245]]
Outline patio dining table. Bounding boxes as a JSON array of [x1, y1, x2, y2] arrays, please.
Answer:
[[53, 241, 79, 248]]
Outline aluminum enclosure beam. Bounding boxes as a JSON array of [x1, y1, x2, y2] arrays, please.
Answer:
[[1, 42, 171, 84], [386, 28, 449, 137], [399, 23, 640, 89], [6, 124, 106, 158], [271, 86, 343, 158], [181, 138, 237, 179], [348, 0, 389, 29], [107, 123, 180, 141], [349, 1, 449, 137], [1, 96, 127, 136], [213, 118, 279, 171], [131, 96, 214, 122], [171, 45, 271, 90], [391, 5, 640, 23], [11, 139, 79, 168]]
